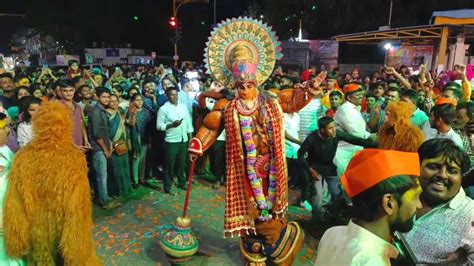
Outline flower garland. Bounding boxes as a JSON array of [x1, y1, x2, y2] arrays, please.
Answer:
[[239, 104, 277, 222]]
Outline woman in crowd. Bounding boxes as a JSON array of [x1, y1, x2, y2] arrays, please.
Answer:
[[17, 96, 41, 147], [29, 85, 44, 99], [128, 94, 152, 188], [119, 86, 140, 110], [107, 94, 132, 196], [16, 86, 30, 101]]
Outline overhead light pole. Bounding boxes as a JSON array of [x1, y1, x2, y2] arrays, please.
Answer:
[[172, 0, 209, 66], [388, 0, 393, 28]]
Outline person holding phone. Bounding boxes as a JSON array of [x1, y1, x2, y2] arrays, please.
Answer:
[[156, 86, 193, 195]]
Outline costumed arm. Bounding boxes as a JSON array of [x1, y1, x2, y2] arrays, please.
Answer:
[[188, 98, 227, 156], [4, 153, 30, 258], [460, 65, 471, 101], [60, 153, 102, 265], [285, 131, 302, 146], [271, 71, 327, 114], [337, 130, 378, 148]]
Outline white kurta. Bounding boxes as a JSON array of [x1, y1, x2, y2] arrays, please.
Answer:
[[333, 101, 371, 176], [315, 220, 399, 266]]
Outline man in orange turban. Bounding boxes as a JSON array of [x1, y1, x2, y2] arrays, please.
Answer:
[[315, 149, 422, 265]]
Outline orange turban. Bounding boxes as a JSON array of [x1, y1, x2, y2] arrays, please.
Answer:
[[435, 97, 456, 106], [341, 149, 420, 198], [344, 83, 362, 94]]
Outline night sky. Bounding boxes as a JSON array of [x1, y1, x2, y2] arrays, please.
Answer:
[[0, 0, 249, 60], [1, 0, 473, 62]]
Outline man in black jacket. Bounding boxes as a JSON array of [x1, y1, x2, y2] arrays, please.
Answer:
[[298, 116, 377, 220]]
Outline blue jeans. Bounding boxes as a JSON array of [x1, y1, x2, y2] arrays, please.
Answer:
[[93, 151, 110, 203], [324, 175, 341, 203]]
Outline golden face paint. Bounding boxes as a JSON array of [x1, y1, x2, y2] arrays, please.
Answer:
[[402, 180, 422, 202]]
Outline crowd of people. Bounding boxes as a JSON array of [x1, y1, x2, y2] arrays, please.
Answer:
[[0, 58, 473, 263]]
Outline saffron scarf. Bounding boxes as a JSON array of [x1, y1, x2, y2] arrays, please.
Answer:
[[223, 95, 288, 238]]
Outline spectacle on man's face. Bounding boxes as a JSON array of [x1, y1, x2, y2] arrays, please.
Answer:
[[420, 157, 462, 206]]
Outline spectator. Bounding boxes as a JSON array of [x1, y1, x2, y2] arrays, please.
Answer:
[[17, 96, 41, 147], [0, 112, 23, 265], [15, 86, 30, 101], [442, 82, 463, 105], [156, 87, 194, 195], [426, 103, 464, 149], [89, 87, 120, 209], [58, 79, 91, 150], [30, 85, 44, 99], [107, 94, 132, 197], [66, 60, 82, 80], [128, 94, 152, 188], [77, 84, 96, 116], [119, 86, 139, 110], [298, 80, 327, 141], [0, 73, 17, 109], [316, 149, 422, 265], [405, 139, 473, 264], [298, 117, 377, 220], [326, 90, 343, 118], [283, 111, 301, 190], [334, 83, 373, 177], [400, 89, 429, 129]]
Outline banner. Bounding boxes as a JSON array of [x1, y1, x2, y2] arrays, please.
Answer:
[[56, 55, 80, 66], [386, 46, 434, 70]]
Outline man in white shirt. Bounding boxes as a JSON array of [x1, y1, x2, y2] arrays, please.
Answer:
[[426, 103, 464, 149], [316, 149, 423, 266], [334, 83, 373, 177], [283, 112, 302, 189], [157, 87, 194, 195], [206, 91, 227, 189]]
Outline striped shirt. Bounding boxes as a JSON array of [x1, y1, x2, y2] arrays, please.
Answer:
[[298, 98, 326, 141]]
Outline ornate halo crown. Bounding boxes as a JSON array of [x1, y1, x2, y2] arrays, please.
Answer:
[[204, 17, 283, 88]]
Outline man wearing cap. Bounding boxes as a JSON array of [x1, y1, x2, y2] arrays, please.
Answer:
[[334, 83, 374, 179], [405, 139, 474, 264], [315, 149, 423, 265]]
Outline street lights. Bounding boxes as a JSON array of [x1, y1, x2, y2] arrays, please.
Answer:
[[171, 0, 209, 66]]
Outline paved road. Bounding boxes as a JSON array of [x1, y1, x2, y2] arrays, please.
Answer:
[[92, 180, 320, 265]]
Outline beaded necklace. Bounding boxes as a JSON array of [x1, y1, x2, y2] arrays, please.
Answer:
[[238, 98, 277, 222]]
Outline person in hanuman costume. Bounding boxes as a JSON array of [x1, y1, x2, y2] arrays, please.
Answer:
[[188, 17, 326, 265]]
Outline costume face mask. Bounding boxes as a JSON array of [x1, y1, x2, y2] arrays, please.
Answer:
[[236, 81, 258, 100]]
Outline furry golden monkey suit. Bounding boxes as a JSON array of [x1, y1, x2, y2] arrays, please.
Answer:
[[3, 101, 102, 265], [378, 101, 425, 152]]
